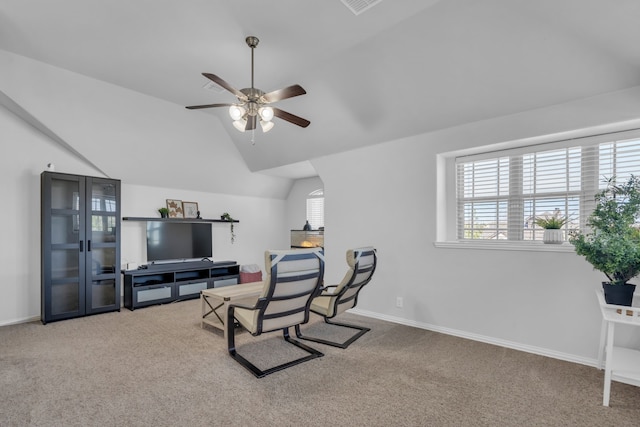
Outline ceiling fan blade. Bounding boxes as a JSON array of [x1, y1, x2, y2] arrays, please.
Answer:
[[185, 103, 234, 110], [202, 73, 248, 101], [272, 107, 310, 128], [245, 115, 257, 131], [261, 85, 307, 103]]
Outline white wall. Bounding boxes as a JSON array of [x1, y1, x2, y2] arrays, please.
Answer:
[[0, 104, 289, 326], [1, 105, 102, 325], [313, 86, 640, 365]]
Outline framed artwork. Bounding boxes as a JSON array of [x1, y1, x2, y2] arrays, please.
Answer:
[[182, 201, 199, 219], [166, 199, 184, 218]]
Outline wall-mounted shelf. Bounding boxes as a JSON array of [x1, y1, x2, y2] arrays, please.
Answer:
[[123, 217, 239, 223]]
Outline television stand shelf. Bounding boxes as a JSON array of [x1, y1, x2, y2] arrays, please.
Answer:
[[123, 217, 238, 223], [123, 260, 239, 310]]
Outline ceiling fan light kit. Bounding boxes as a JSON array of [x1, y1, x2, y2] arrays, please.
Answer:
[[259, 106, 274, 121], [260, 120, 275, 133], [229, 105, 245, 121], [232, 118, 248, 132], [186, 36, 310, 137]]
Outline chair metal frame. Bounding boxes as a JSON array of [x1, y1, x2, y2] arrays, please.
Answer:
[[296, 247, 377, 349], [227, 249, 325, 378]]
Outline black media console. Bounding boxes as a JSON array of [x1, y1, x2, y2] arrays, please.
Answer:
[[123, 260, 239, 310]]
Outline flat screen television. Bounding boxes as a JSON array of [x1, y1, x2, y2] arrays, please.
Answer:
[[146, 221, 212, 263]]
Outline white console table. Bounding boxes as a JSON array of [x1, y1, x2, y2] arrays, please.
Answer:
[[596, 289, 640, 406]]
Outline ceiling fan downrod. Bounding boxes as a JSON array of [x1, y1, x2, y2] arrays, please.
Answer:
[[246, 36, 259, 90]]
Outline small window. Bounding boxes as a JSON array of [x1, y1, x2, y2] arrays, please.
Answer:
[[306, 189, 324, 230]]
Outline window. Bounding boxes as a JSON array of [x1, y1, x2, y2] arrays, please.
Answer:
[[306, 189, 324, 230], [456, 130, 640, 242]]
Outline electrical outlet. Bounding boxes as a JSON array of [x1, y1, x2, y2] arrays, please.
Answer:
[[396, 297, 403, 308]]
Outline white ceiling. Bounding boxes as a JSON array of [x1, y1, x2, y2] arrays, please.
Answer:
[[2, 0, 640, 179]]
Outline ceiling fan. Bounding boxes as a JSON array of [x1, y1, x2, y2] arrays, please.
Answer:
[[186, 36, 310, 133]]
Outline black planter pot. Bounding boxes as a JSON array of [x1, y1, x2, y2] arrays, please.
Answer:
[[602, 282, 636, 306]]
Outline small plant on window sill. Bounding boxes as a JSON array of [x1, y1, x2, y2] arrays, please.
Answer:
[[535, 211, 568, 244], [220, 212, 236, 243], [534, 213, 568, 229]]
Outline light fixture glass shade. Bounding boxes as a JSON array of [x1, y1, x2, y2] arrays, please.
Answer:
[[260, 120, 275, 133], [233, 119, 247, 132], [229, 105, 246, 121], [259, 106, 274, 122]]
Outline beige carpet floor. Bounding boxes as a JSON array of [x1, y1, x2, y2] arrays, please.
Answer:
[[1, 299, 640, 426]]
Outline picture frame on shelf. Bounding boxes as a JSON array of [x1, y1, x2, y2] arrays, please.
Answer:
[[182, 201, 199, 219], [166, 199, 183, 218]]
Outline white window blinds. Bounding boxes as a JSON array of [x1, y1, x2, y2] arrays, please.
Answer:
[[306, 189, 324, 230], [456, 130, 640, 241], [599, 138, 640, 187]]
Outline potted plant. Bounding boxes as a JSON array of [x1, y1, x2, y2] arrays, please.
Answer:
[[534, 211, 568, 244], [569, 176, 640, 306], [158, 207, 169, 218], [220, 212, 236, 243]]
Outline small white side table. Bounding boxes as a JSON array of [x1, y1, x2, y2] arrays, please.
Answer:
[[596, 289, 640, 406]]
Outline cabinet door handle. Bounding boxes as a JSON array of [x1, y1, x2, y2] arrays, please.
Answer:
[[79, 240, 84, 252], [87, 240, 91, 252]]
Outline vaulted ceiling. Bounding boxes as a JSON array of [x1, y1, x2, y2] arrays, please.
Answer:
[[2, 0, 640, 181]]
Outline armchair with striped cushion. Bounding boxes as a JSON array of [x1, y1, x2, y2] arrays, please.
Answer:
[[295, 247, 377, 349], [227, 248, 325, 378]]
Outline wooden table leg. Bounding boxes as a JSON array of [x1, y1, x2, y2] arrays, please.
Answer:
[[222, 300, 230, 340], [201, 292, 205, 329]]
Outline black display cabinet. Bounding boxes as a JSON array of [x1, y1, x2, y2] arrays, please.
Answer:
[[41, 171, 121, 323]]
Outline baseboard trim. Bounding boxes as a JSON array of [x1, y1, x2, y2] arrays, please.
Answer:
[[0, 315, 41, 327], [349, 308, 599, 369]]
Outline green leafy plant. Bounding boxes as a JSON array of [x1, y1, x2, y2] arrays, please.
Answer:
[[534, 212, 568, 229], [569, 176, 640, 286], [220, 212, 236, 243], [158, 207, 169, 217]]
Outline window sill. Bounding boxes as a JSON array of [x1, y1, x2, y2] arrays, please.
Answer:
[[433, 241, 576, 253]]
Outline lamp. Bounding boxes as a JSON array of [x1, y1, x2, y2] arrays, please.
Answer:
[[229, 104, 274, 134], [259, 107, 274, 121], [260, 120, 274, 133], [229, 105, 246, 121], [233, 119, 247, 132]]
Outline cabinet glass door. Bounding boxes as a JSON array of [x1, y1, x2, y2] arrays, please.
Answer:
[[45, 175, 85, 319], [86, 178, 120, 312]]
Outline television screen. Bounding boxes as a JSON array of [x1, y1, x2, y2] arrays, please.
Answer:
[[146, 222, 212, 263]]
